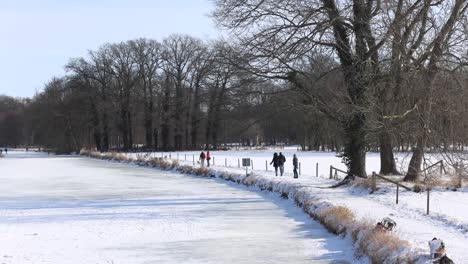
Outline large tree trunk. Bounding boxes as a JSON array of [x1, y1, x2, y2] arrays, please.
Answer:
[[101, 112, 110, 152], [379, 130, 399, 175], [89, 101, 101, 151], [144, 86, 154, 149], [144, 109, 153, 149], [343, 113, 367, 178], [323, 0, 369, 178], [404, 139, 424, 181], [127, 111, 133, 150], [161, 79, 171, 151]]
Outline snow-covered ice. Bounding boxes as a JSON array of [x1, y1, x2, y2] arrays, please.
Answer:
[[0, 151, 358, 264]]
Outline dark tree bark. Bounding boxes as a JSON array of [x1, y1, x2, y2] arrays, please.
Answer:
[[379, 130, 399, 175]]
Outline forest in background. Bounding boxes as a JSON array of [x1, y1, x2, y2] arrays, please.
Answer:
[[1, 0, 468, 182]]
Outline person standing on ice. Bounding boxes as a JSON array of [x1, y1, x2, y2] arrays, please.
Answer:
[[206, 151, 211, 167], [278, 152, 286, 176], [270, 153, 279, 176], [293, 154, 298, 178], [199, 151, 206, 167]]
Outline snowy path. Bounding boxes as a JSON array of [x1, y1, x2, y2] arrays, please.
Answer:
[[0, 151, 358, 264]]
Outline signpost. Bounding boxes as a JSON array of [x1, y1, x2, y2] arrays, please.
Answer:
[[242, 158, 251, 176]]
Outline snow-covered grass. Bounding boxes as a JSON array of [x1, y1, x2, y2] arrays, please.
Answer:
[[82, 149, 422, 263]]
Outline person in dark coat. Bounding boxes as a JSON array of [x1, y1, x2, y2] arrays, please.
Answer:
[[278, 152, 286, 176], [206, 151, 211, 167], [199, 151, 206, 167], [270, 153, 279, 176], [293, 154, 298, 178]]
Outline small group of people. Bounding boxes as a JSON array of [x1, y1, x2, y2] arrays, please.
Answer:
[[197, 150, 299, 178], [199, 150, 211, 167], [270, 152, 299, 178]]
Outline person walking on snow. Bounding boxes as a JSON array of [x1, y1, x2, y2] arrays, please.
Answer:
[[278, 152, 286, 176], [293, 154, 298, 178], [270, 153, 279, 176], [199, 151, 206, 167], [206, 151, 211, 167]]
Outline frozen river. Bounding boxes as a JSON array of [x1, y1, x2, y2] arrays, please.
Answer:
[[0, 151, 356, 264]]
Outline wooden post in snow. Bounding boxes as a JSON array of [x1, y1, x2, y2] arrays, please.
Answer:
[[329, 165, 333, 179], [427, 189, 430, 215], [372, 172, 377, 192], [396, 184, 399, 204], [316, 163, 318, 177]]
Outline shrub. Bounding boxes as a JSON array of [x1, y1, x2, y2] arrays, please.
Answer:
[[356, 227, 412, 264], [193, 167, 210, 176], [318, 206, 355, 235]]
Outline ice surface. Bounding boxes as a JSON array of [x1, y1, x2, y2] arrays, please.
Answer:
[[0, 151, 358, 264]]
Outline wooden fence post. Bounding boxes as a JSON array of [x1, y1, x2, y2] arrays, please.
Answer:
[[251, 159, 254, 170], [225, 158, 227, 167], [427, 189, 430, 215], [192, 155, 195, 165], [372, 172, 377, 192], [396, 184, 399, 204], [184, 154, 186, 161], [213, 157, 215, 166], [459, 169, 463, 188], [440, 161, 443, 175], [238, 158, 240, 168], [316, 163, 318, 177], [329, 166, 333, 179], [299, 162, 301, 175], [265, 160, 268, 171], [455, 162, 462, 188]]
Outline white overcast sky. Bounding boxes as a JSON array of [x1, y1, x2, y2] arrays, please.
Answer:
[[0, 0, 220, 98]]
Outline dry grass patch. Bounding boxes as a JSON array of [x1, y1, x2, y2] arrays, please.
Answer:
[[193, 167, 210, 176], [353, 177, 375, 190], [318, 206, 355, 235], [356, 228, 413, 264]]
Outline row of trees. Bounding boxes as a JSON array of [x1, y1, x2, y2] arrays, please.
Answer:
[[213, 0, 468, 181], [2, 0, 468, 182]]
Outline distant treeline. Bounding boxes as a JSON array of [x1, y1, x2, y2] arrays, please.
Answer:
[[2, 0, 468, 182]]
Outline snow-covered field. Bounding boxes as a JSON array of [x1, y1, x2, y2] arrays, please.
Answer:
[[124, 147, 429, 179], [0, 151, 358, 264]]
